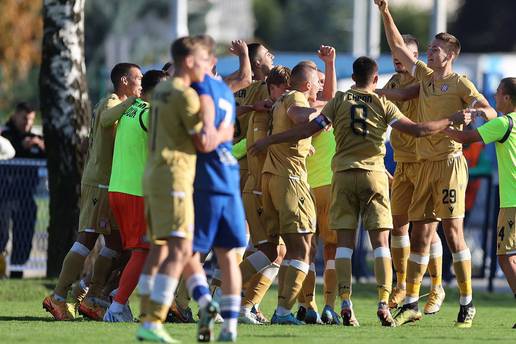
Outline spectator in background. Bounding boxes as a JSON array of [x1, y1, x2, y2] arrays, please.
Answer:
[[0, 102, 45, 278]]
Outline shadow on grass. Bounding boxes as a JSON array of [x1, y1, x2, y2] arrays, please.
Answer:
[[0, 316, 83, 322]]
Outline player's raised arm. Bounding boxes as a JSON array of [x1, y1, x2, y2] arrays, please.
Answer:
[[99, 96, 136, 127], [375, 0, 417, 72], [317, 45, 337, 100], [223, 40, 253, 92]]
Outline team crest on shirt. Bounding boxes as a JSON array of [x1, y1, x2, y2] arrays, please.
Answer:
[[441, 84, 449, 92]]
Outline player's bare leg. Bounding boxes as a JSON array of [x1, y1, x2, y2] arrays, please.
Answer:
[[273, 233, 311, 324], [369, 230, 395, 327], [335, 229, 359, 326], [389, 214, 410, 309], [442, 217, 476, 328]]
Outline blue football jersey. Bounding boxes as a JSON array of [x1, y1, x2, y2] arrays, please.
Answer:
[[191, 75, 240, 194]]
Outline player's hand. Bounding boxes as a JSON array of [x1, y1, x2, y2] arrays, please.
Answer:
[[308, 145, 316, 156], [466, 107, 488, 121], [201, 125, 219, 152], [248, 137, 271, 156], [218, 124, 235, 143], [228, 40, 249, 57], [374, 0, 388, 13], [450, 109, 472, 126], [253, 99, 273, 112], [317, 45, 336, 64]]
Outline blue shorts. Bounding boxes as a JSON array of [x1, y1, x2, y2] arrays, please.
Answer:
[[193, 191, 247, 253]]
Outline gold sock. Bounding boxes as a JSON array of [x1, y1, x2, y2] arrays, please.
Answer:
[[240, 259, 259, 287], [391, 235, 410, 289], [335, 255, 352, 301], [405, 253, 429, 304], [373, 247, 393, 304], [297, 287, 306, 305], [54, 251, 87, 298], [174, 278, 190, 310], [86, 253, 115, 299], [452, 249, 472, 305], [301, 263, 317, 311], [145, 299, 169, 323], [323, 260, 337, 307], [140, 294, 150, 320], [428, 240, 443, 288], [278, 261, 308, 310], [242, 263, 278, 308]]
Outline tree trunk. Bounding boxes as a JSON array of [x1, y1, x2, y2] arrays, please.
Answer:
[[40, 0, 90, 277]]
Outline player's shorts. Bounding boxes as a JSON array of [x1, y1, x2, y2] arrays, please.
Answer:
[[239, 160, 248, 192], [329, 169, 392, 231], [312, 184, 337, 245], [78, 184, 118, 235], [496, 207, 516, 256], [109, 192, 149, 250], [391, 162, 418, 216], [193, 191, 247, 253], [409, 154, 467, 221], [144, 190, 195, 245], [262, 173, 316, 243]]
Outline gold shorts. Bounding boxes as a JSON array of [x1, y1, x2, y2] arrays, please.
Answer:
[[329, 169, 392, 231], [262, 173, 316, 242], [144, 191, 194, 244], [78, 184, 118, 235], [312, 184, 337, 245], [497, 207, 516, 256], [391, 162, 419, 216], [239, 164, 248, 192], [409, 154, 468, 221]]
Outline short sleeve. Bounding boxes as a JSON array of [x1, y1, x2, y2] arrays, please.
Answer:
[[289, 91, 310, 108], [181, 88, 202, 135], [191, 80, 210, 96], [457, 76, 484, 107], [321, 96, 338, 123], [384, 100, 406, 125], [412, 60, 434, 82], [477, 116, 508, 144]]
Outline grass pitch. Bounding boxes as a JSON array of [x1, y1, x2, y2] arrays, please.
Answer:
[[0, 279, 514, 343]]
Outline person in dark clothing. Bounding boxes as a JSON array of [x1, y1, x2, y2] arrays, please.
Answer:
[[0, 102, 45, 278]]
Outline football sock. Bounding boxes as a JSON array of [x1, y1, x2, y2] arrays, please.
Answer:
[[174, 277, 191, 310], [277, 259, 290, 301], [186, 273, 212, 309], [137, 274, 154, 319], [452, 249, 473, 305], [278, 260, 309, 311], [335, 247, 353, 302], [323, 259, 337, 308], [87, 246, 118, 299], [391, 235, 410, 289], [374, 247, 393, 304], [301, 263, 318, 311], [221, 294, 240, 334], [405, 252, 429, 305], [54, 242, 90, 299], [147, 274, 178, 323], [428, 240, 443, 289], [242, 263, 279, 309], [239, 251, 271, 286], [113, 250, 147, 305]]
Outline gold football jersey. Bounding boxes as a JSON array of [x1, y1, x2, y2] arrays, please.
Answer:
[[322, 88, 405, 172], [143, 77, 202, 196]]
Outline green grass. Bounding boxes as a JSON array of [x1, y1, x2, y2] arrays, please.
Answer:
[[0, 279, 514, 343]]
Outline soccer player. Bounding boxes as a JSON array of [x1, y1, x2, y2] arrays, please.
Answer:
[[298, 46, 339, 325], [189, 34, 248, 341], [99, 70, 168, 322], [233, 43, 275, 191], [258, 62, 321, 325], [43, 63, 142, 321], [381, 34, 445, 313], [238, 66, 291, 325], [135, 36, 231, 343], [376, 0, 497, 327], [249, 56, 471, 327], [443, 77, 516, 329]]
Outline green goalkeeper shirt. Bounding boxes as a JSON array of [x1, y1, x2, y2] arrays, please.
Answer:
[[109, 98, 149, 196]]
